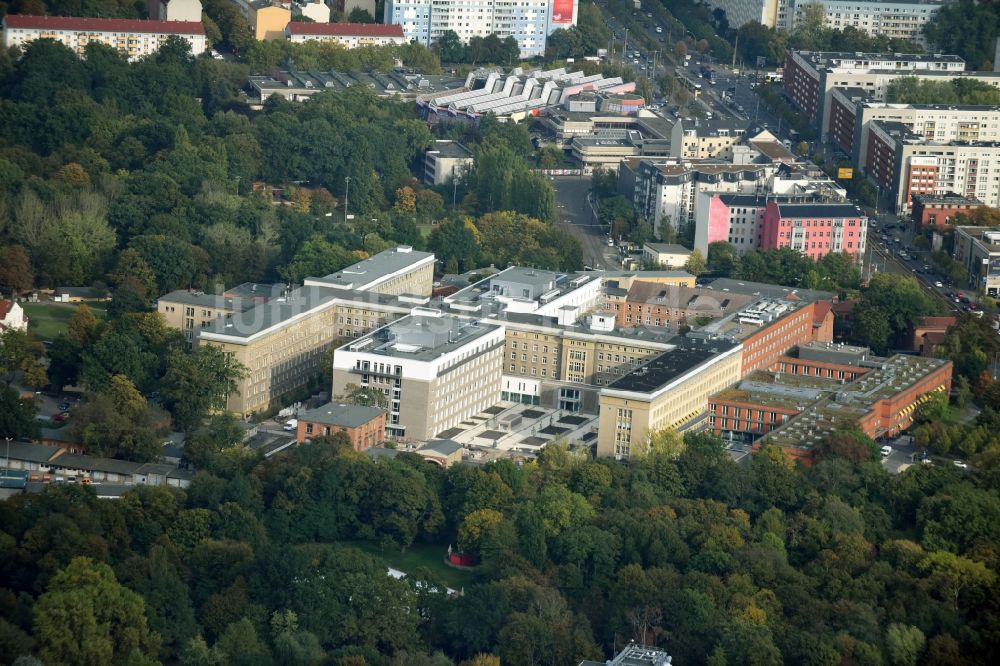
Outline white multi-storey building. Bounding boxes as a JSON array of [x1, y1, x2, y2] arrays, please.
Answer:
[[701, 0, 785, 29], [285, 22, 406, 46], [384, 0, 578, 58], [863, 119, 1000, 213], [783, 0, 946, 42], [331, 311, 505, 441], [705, 0, 943, 41], [147, 0, 204, 22], [1, 15, 206, 60]]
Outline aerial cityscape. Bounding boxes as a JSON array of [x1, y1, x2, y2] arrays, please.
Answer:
[[0, 0, 999, 663]]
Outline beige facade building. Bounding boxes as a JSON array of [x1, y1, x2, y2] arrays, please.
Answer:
[[304, 246, 435, 296], [157, 282, 275, 345], [423, 140, 474, 186], [670, 118, 748, 160], [642, 243, 693, 269], [192, 247, 434, 416], [331, 311, 505, 441], [596, 340, 744, 458]]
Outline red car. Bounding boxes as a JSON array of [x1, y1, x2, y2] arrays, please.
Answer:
[[52, 412, 70, 422]]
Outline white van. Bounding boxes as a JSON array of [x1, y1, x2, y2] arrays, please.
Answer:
[[283, 419, 298, 431], [880, 445, 892, 458]]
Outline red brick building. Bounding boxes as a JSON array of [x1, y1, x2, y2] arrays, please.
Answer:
[[739, 300, 836, 376], [605, 282, 754, 330], [295, 402, 386, 451], [908, 316, 956, 356], [911, 193, 982, 229], [708, 353, 953, 464], [827, 87, 869, 155], [784, 52, 823, 122]]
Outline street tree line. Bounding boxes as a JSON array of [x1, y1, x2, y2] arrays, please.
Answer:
[[2, 424, 1000, 664]]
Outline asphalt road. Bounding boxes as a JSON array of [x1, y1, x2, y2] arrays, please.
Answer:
[[552, 176, 620, 270]]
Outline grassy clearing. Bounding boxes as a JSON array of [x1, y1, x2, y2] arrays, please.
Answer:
[[342, 540, 476, 590], [22, 301, 107, 340]]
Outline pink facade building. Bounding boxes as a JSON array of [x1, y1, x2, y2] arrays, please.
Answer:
[[761, 202, 867, 262]]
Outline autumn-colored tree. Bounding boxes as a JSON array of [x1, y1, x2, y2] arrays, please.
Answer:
[[290, 187, 312, 214], [393, 186, 417, 215], [56, 162, 90, 187]]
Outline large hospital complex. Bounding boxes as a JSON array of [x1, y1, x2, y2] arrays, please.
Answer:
[[157, 246, 951, 462]]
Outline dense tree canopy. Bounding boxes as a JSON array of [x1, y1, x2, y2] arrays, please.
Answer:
[[886, 77, 1000, 106], [3, 431, 1000, 664], [922, 0, 1000, 70]]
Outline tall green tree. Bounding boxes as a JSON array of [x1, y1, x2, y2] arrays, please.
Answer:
[[161, 345, 247, 431], [33, 557, 160, 665]]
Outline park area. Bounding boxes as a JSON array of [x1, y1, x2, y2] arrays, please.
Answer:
[[22, 301, 107, 340], [343, 541, 475, 591]]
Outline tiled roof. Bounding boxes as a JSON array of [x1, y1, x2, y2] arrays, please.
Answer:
[[4, 15, 206, 35], [812, 300, 832, 325], [916, 316, 957, 328], [287, 22, 404, 38]]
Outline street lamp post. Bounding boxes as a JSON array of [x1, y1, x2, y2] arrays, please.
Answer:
[[344, 176, 351, 224]]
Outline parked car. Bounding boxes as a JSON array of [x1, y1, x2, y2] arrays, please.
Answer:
[[880, 445, 892, 457], [53, 412, 70, 422], [58, 401, 71, 411], [953, 460, 968, 469], [283, 419, 298, 431]]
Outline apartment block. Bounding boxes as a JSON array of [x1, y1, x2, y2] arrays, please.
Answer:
[[331, 311, 505, 441], [854, 102, 1000, 166], [596, 339, 744, 458], [295, 402, 386, 450], [784, 0, 946, 41], [760, 201, 868, 262], [296, 0, 331, 23], [711, 347, 953, 463], [694, 189, 858, 258], [863, 120, 1000, 212], [1, 15, 206, 60], [385, 0, 578, 58], [829, 90, 1000, 162], [627, 159, 774, 230], [911, 192, 982, 228], [227, 1, 290, 41], [952, 226, 1000, 296], [285, 22, 406, 46], [147, 0, 203, 22], [784, 50, 967, 126], [700, 0, 784, 28], [670, 117, 749, 160]]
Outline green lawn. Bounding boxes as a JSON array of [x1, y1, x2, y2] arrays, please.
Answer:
[[22, 301, 107, 340], [341, 540, 476, 591]]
